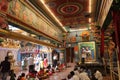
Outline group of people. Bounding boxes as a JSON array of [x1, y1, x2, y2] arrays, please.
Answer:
[[22, 54, 48, 71], [19, 54, 65, 80], [18, 62, 65, 80], [66, 65, 103, 80]]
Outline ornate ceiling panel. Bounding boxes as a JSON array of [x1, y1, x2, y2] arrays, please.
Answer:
[[44, 0, 89, 26], [29, 0, 97, 31]]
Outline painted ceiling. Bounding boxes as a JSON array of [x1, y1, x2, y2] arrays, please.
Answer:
[[27, 0, 114, 44], [29, 0, 97, 31], [44, 0, 89, 26]]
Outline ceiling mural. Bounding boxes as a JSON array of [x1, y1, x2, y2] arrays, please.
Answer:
[[28, 0, 98, 31], [29, 0, 97, 30], [28, 0, 102, 43], [44, 0, 89, 26]]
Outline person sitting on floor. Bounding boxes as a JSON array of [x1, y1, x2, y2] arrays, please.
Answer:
[[70, 71, 79, 80], [66, 73, 72, 80], [37, 68, 44, 79], [94, 69, 103, 80], [27, 65, 37, 80], [74, 67, 80, 78], [20, 73, 26, 80], [79, 68, 90, 80]]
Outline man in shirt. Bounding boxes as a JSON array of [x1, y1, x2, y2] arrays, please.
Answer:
[[0, 56, 11, 80]]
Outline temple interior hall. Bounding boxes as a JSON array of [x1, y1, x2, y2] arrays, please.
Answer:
[[0, 0, 120, 80]]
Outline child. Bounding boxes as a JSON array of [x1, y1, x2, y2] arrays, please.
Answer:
[[20, 73, 26, 80], [17, 73, 26, 80], [9, 70, 16, 80]]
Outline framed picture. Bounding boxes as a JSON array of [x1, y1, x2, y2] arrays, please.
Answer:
[[78, 41, 96, 62]]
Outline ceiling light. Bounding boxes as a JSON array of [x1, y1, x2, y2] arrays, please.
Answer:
[[89, 0, 91, 13], [40, 0, 67, 32], [62, 27, 67, 32], [89, 18, 91, 23], [69, 28, 88, 32]]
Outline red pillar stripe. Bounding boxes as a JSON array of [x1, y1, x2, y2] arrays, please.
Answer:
[[100, 29, 104, 57]]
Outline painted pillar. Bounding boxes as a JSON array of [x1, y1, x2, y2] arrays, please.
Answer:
[[112, 9, 120, 80], [112, 10, 120, 62], [100, 29, 104, 57]]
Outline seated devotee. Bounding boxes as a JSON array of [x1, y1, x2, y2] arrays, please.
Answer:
[[74, 67, 80, 78], [58, 63, 65, 71], [37, 68, 49, 79], [37, 68, 44, 79], [79, 68, 90, 80], [17, 73, 26, 80], [86, 69, 92, 79], [70, 71, 79, 80], [20, 73, 26, 80], [27, 65, 37, 80], [66, 73, 72, 80], [75, 62, 79, 67], [94, 69, 103, 80]]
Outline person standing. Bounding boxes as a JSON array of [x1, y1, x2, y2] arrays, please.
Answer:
[[0, 56, 11, 80], [53, 54, 58, 67], [43, 56, 48, 68], [85, 47, 92, 61], [28, 54, 34, 71], [81, 48, 86, 64]]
